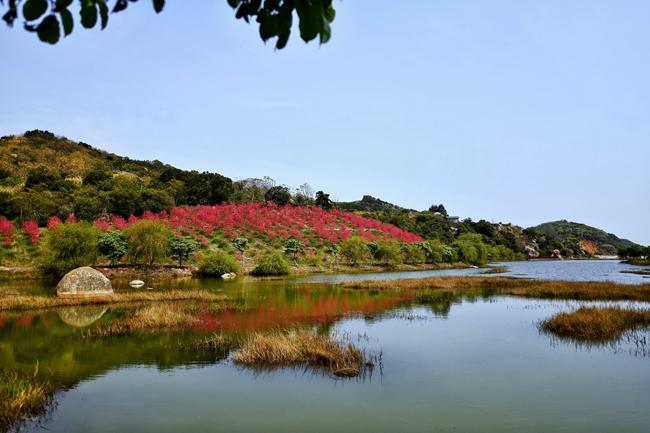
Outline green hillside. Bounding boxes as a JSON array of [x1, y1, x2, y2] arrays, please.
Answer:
[[529, 220, 636, 255]]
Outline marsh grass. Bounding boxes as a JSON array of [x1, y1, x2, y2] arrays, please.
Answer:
[[540, 307, 650, 342], [232, 330, 367, 377], [0, 372, 54, 432], [81, 302, 205, 337], [0, 290, 227, 312], [179, 333, 233, 352], [339, 277, 650, 302]]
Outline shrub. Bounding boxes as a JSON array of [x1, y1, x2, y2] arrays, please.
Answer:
[[124, 220, 172, 265], [374, 240, 402, 264], [454, 233, 489, 265], [169, 236, 199, 266], [97, 230, 128, 266], [42, 222, 100, 275], [283, 238, 304, 262], [401, 242, 426, 264], [340, 236, 369, 265], [198, 252, 240, 276], [251, 252, 290, 276]]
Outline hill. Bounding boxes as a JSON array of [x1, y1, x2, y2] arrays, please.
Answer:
[[528, 220, 636, 256], [337, 195, 408, 212]]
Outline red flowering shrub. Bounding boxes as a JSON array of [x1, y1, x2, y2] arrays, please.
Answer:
[[47, 216, 62, 228], [0, 217, 14, 246], [22, 220, 40, 245]]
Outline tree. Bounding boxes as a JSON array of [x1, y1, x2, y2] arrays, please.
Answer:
[[97, 230, 127, 265], [198, 251, 240, 276], [284, 238, 304, 263], [428, 204, 448, 216], [42, 222, 100, 275], [169, 235, 198, 267], [124, 220, 172, 265], [315, 191, 333, 210], [340, 235, 369, 265], [251, 252, 290, 276], [83, 167, 111, 186], [265, 186, 291, 206], [2, 0, 336, 49], [232, 237, 249, 265]]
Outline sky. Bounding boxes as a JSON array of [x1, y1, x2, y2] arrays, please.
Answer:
[[1, 1, 649, 244]]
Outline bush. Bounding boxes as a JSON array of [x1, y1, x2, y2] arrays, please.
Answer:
[[374, 240, 402, 264], [340, 236, 369, 265], [97, 230, 127, 265], [124, 220, 172, 265], [401, 242, 426, 264], [198, 252, 240, 276], [169, 236, 199, 266], [42, 222, 100, 275], [251, 252, 290, 276], [454, 233, 488, 265]]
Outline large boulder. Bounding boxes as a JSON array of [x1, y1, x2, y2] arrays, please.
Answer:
[[524, 245, 540, 258], [56, 267, 113, 297]]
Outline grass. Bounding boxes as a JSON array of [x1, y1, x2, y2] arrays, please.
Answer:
[[481, 266, 508, 274], [82, 302, 205, 337], [179, 333, 233, 352], [0, 372, 54, 433], [540, 306, 650, 342], [0, 290, 227, 312], [339, 276, 650, 302], [232, 330, 368, 377]]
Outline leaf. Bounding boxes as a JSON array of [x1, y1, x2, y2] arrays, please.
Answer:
[[22, 0, 48, 21], [113, 0, 128, 13], [36, 14, 60, 44], [227, 0, 241, 8], [55, 0, 74, 12], [98, 1, 109, 29], [295, 1, 322, 43], [80, 3, 98, 29], [60, 8, 73, 36], [153, 0, 165, 13]]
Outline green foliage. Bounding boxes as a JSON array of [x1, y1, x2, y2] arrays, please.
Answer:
[[283, 238, 304, 262], [41, 222, 100, 275], [198, 251, 240, 276], [169, 236, 199, 267], [83, 167, 111, 186], [454, 233, 488, 265], [618, 244, 650, 259], [251, 252, 290, 276], [123, 220, 172, 265], [488, 244, 515, 261], [3, 0, 336, 49], [340, 236, 368, 265], [373, 240, 402, 264], [265, 186, 292, 206], [428, 204, 448, 216], [314, 191, 333, 210], [402, 242, 426, 264], [232, 237, 249, 254], [97, 230, 127, 266]]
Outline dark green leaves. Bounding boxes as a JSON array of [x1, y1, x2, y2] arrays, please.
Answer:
[[80, 1, 98, 29], [36, 15, 60, 44], [60, 8, 73, 36], [153, 0, 165, 14], [22, 0, 48, 21]]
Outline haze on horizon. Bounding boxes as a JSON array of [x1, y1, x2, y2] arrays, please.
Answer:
[[1, 1, 648, 244]]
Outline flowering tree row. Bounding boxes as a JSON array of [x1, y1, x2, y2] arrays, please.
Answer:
[[0, 204, 423, 247]]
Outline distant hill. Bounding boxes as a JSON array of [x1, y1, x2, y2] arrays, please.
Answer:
[[529, 220, 636, 255], [337, 195, 408, 212]]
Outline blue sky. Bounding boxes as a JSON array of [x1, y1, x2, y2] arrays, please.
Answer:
[[1, 1, 649, 244]]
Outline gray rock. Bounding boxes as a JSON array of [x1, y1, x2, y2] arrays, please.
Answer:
[[56, 267, 113, 297], [221, 272, 237, 280], [551, 249, 563, 259], [525, 245, 540, 258]]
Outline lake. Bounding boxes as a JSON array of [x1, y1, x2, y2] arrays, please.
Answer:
[[1, 259, 649, 432]]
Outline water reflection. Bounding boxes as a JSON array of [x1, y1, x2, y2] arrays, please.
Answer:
[[57, 306, 108, 327]]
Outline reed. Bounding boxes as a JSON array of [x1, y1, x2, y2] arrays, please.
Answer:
[[339, 277, 650, 302], [179, 333, 233, 352], [0, 372, 54, 432], [0, 290, 227, 312], [232, 330, 367, 377], [540, 306, 650, 341]]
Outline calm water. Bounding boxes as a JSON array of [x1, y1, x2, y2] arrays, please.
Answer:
[[1, 260, 649, 432]]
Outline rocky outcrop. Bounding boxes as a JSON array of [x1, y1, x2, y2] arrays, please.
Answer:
[[525, 245, 540, 258], [56, 267, 113, 297]]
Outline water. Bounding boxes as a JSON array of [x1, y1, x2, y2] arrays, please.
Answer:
[[1, 260, 650, 432]]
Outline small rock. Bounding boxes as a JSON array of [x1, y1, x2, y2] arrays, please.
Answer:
[[129, 279, 145, 288], [221, 272, 237, 280]]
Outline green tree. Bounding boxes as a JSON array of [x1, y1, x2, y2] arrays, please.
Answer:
[[454, 233, 488, 265], [251, 252, 290, 276], [284, 238, 304, 263], [340, 236, 369, 265], [2, 0, 336, 49], [315, 191, 333, 210], [265, 186, 292, 206], [124, 220, 172, 265], [198, 251, 240, 276], [374, 240, 402, 264], [42, 222, 100, 275], [97, 230, 127, 266], [169, 235, 199, 267]]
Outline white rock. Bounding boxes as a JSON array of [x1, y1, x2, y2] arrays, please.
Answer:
[[129, 279, 145, 288], [221, 273, 236, 280]]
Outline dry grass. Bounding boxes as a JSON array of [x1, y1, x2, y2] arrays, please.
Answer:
[[0, 290, 227, 312], [339, 276, 650, 302], [232, 331, 367, 377], [82, 302, 204, 337], [179, 333, 233, 352], [540, 307, 650, 341], [0, 372, 54, 432]]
